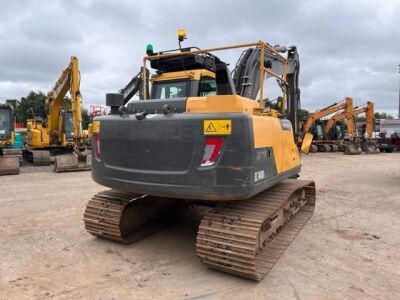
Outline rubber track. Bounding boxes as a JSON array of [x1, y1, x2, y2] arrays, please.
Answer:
[[196, 179, 316, 281]]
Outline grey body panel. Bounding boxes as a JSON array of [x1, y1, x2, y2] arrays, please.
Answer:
[[127, 98, 187, 114], [92, 111, 301, 200]]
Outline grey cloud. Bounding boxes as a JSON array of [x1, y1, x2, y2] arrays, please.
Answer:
[[0, 0, 399, 115]]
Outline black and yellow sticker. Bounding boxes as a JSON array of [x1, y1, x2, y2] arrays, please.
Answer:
[[203, 120, 232, 135], [92, 120, 100, 133]]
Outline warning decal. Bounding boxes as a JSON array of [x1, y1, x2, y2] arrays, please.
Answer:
[[203, 120, 232, 135]]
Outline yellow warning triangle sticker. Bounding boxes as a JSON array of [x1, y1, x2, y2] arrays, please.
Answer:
[[206, 122, 217, 132]]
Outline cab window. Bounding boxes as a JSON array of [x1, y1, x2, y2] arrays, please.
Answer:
[[152, 80, 190, 99], [198, 76, 216, 96], [0, 109, 11, 133]]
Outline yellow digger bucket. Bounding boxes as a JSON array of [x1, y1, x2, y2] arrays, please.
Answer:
[[54, 152, 91, 173], [0, 155, 20, 175], [301, 133, 314, 154]]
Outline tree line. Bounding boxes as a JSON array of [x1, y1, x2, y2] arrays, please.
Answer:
[[2, 91, 91, 129]]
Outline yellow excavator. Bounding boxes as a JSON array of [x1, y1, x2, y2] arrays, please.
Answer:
[[83, 31, 316, 281], [24, 56, 91, 172], [0, 104, 20, 175], [301, 97, 361, 154], [324, 101, 379, 153]]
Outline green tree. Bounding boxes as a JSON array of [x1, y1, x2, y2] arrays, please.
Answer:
[[17, 91, 47, 123], [298, 109, 310, 122], [355, 115, 366, 122], [374, 112, 394, 120], [3, 91, 91, 129], [5, 99, 20, 111]]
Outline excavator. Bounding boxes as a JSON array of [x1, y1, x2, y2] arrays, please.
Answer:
[[301, 97, 361, 154], [0, 104, 20, 175], [24, 56, 91, 172], [83, 31, 316, 281], [324, 101, 379, 153]]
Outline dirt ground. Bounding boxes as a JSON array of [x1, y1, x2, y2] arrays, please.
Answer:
[[1, 153, 399, 299]]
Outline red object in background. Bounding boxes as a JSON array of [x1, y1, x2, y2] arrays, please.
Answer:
[[15, 122, 24, 128], [391, 133, 400, 148], [378, 132, 400, 150], [90, 105, 108, 118]]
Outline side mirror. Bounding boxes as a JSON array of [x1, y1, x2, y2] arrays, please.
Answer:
[[301, 132, 314, 154]]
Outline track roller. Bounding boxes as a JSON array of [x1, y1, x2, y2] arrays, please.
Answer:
[[317, 144, 330, 152], [330, 144, 339, 152], [310, 145, 318, 153]]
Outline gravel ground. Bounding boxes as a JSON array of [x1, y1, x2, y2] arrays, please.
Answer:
[[0, 152, 399, 299]]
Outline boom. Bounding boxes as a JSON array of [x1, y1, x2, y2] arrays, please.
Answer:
[[118, 67, 149, 105], [303, 97, 354, 134], [324, 101, 374, 138]]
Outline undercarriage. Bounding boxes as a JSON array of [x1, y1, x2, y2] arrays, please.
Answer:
[[84, 179, 315, 281]]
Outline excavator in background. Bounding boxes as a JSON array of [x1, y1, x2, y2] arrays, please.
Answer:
[[301, 97, 361, 154], [83, 31, 316, 281], [324, 101, 379, 153], [24, 56, 91, 172], [0, 104, 20, 175], [84, 105, 108, 148]]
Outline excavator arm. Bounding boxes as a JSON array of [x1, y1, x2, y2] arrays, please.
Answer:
[[233, 45, 301, 137], [46, 56, 83, 146], [46, 56, 91, 172], [300, 97, 353, 154], [118, 67, 149, 105], [324, 102, 360, 136], [303, 97, 354, 134], [364, 101, 375, 139], [324, 101, 374, 138]]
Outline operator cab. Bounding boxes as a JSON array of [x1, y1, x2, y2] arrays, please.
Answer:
[[149, 53, 219, 99], [125, 53, 233, 114], [0, 106, 13, 140]]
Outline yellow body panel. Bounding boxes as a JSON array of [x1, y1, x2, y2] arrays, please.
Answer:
[[252, 116, 299, 173], [153, 69, 215, 82], [26, 119, 71, 148], [187, 95, 300, 174], [186, 95, 259, 113], [0, 131, 14, 147]]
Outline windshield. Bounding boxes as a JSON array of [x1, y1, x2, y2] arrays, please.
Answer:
[[152, 80, 191, 99], [316, 124, 323, 139], [0, 109, 12, 138], [63, 112, 73, 132]]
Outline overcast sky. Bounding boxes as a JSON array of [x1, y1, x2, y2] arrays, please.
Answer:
[[1, 0, 399, 116]]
